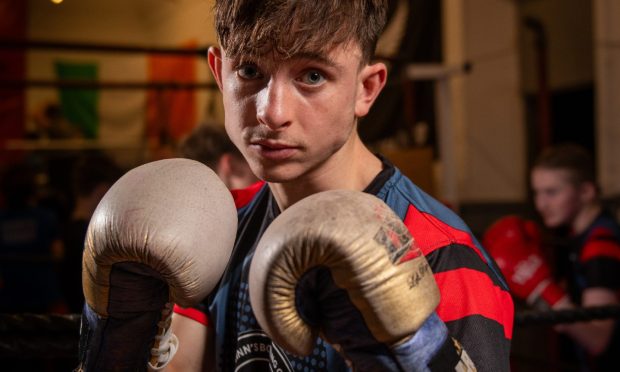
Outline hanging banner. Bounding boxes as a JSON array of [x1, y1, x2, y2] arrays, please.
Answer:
[[55, 62, 99, 139], [145, 41, 197, 156]]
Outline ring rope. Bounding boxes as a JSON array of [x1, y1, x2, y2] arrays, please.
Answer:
[[1, 306, 620, 357], [514, 304, 620, 327]]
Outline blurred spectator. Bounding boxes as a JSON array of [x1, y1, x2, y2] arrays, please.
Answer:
[[178, 123, 258, 189], [59, 153, 123, 313], [484, 143, 620, 371], [29, 101, 83, 140], [0, 162, 66, 313]]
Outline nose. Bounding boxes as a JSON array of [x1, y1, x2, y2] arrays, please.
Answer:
[[256, 79, 292, 130]]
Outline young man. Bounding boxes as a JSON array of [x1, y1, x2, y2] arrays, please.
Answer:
[[169, 1, 513, 371], [484, 144, 620, 371]]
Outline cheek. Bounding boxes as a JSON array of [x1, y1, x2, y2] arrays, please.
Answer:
[[223, 123, 243, 162], [223, 104, 251, 149], [222, 99, 240, 132], [223, 88, 257, 126], [552, 193, 581, 220], [534, 196, 545, 212], [563, 195, 582, 215], [302, 90, 354, 132], [311, 109, 354, 149]]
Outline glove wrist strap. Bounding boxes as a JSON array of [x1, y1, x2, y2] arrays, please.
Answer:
[[390, 312, 448, 372], [148, 303, 179, 371]]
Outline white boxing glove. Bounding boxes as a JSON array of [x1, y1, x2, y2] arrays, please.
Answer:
[[79, 158, 237, 371], [249, 190, 457, 371]]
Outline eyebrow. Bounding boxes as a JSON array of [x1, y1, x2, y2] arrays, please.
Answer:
[[291, 51, 343, 70]]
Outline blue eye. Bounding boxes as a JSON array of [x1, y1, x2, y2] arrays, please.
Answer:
[[301, 70, 325, 85], [237, 64, 261, 80]]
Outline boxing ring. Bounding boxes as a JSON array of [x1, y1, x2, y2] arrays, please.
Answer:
[[2, 39, 620, 370]]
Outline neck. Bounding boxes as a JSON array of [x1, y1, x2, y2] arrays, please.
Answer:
[[572, 202, 602, 235], [268, 134, 382, 210]]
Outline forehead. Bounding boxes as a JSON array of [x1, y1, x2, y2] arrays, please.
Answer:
[[224, 41, 363, 66], [531, 168, 573, 189]]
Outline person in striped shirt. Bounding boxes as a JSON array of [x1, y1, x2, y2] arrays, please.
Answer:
[[485, 144, 620, 371], [168, 1, 514, 370]]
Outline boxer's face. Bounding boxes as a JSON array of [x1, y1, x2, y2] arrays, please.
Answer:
[[531, 167, 583, 228], [208, 42, 385, 183]]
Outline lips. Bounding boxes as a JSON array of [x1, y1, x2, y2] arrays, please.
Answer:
[[254, 139, 293, 150], [250, 139, 299, 161]]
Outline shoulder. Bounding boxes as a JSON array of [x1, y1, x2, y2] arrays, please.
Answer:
[[378, 169, 491, 263], [580, 212, 620, 262], [378, 169, 514, 364], [378, 166, 510, 291], [588, 212, 620, 238]]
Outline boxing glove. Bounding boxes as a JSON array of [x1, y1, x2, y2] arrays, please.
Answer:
[[483, 215, 567, 308], [249, 190, 471, 371], [79, 158, 237, 371]]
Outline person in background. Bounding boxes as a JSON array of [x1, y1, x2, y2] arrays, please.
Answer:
[[0, 162, 65, 313], [29, 101, 83, 140], [178, 123, 258, 190], [484, 143, 620, 371], [58, 153, 122, 314]]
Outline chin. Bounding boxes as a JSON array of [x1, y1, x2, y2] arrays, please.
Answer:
[[545, 220, 560, 229], [259, 173, 300, 184], [251, 165, 301, 184], [543, 216, 565, 229]]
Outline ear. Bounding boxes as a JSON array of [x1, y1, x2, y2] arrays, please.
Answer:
[[355, 62, 388, 117], [579, 181, 597, 203], [208, 46, 224, 91]]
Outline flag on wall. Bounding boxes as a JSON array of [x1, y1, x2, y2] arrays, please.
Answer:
[[54, 61, 99, 139], [146, 42, 197, 152]]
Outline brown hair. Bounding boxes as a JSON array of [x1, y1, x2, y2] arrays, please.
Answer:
[[533, 143, 596, 187], [213, 0, 388, 63], [179, 124, 241, 170]]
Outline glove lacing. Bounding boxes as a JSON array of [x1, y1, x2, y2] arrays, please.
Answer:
[[148, 302, 179, 371]]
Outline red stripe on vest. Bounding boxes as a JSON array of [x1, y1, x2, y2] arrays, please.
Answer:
[[434, 268, 514, 339], [230, 181, 266, 209], [580, 239, 620, 262], [402, 205, 487, 263], [173, 304, 209, 326]]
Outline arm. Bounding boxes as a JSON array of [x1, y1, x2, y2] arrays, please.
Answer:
[[249, 190, 475, 371], [403, 203, 514, 371], [78, 159, 236, 371], [483, 216, 568, 309], [484, 216, 620, 356], [553, 225, 620, 355], [165, 313, 213, 372], [553, 288, 618, 356], [428, 245, 513, 372]]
